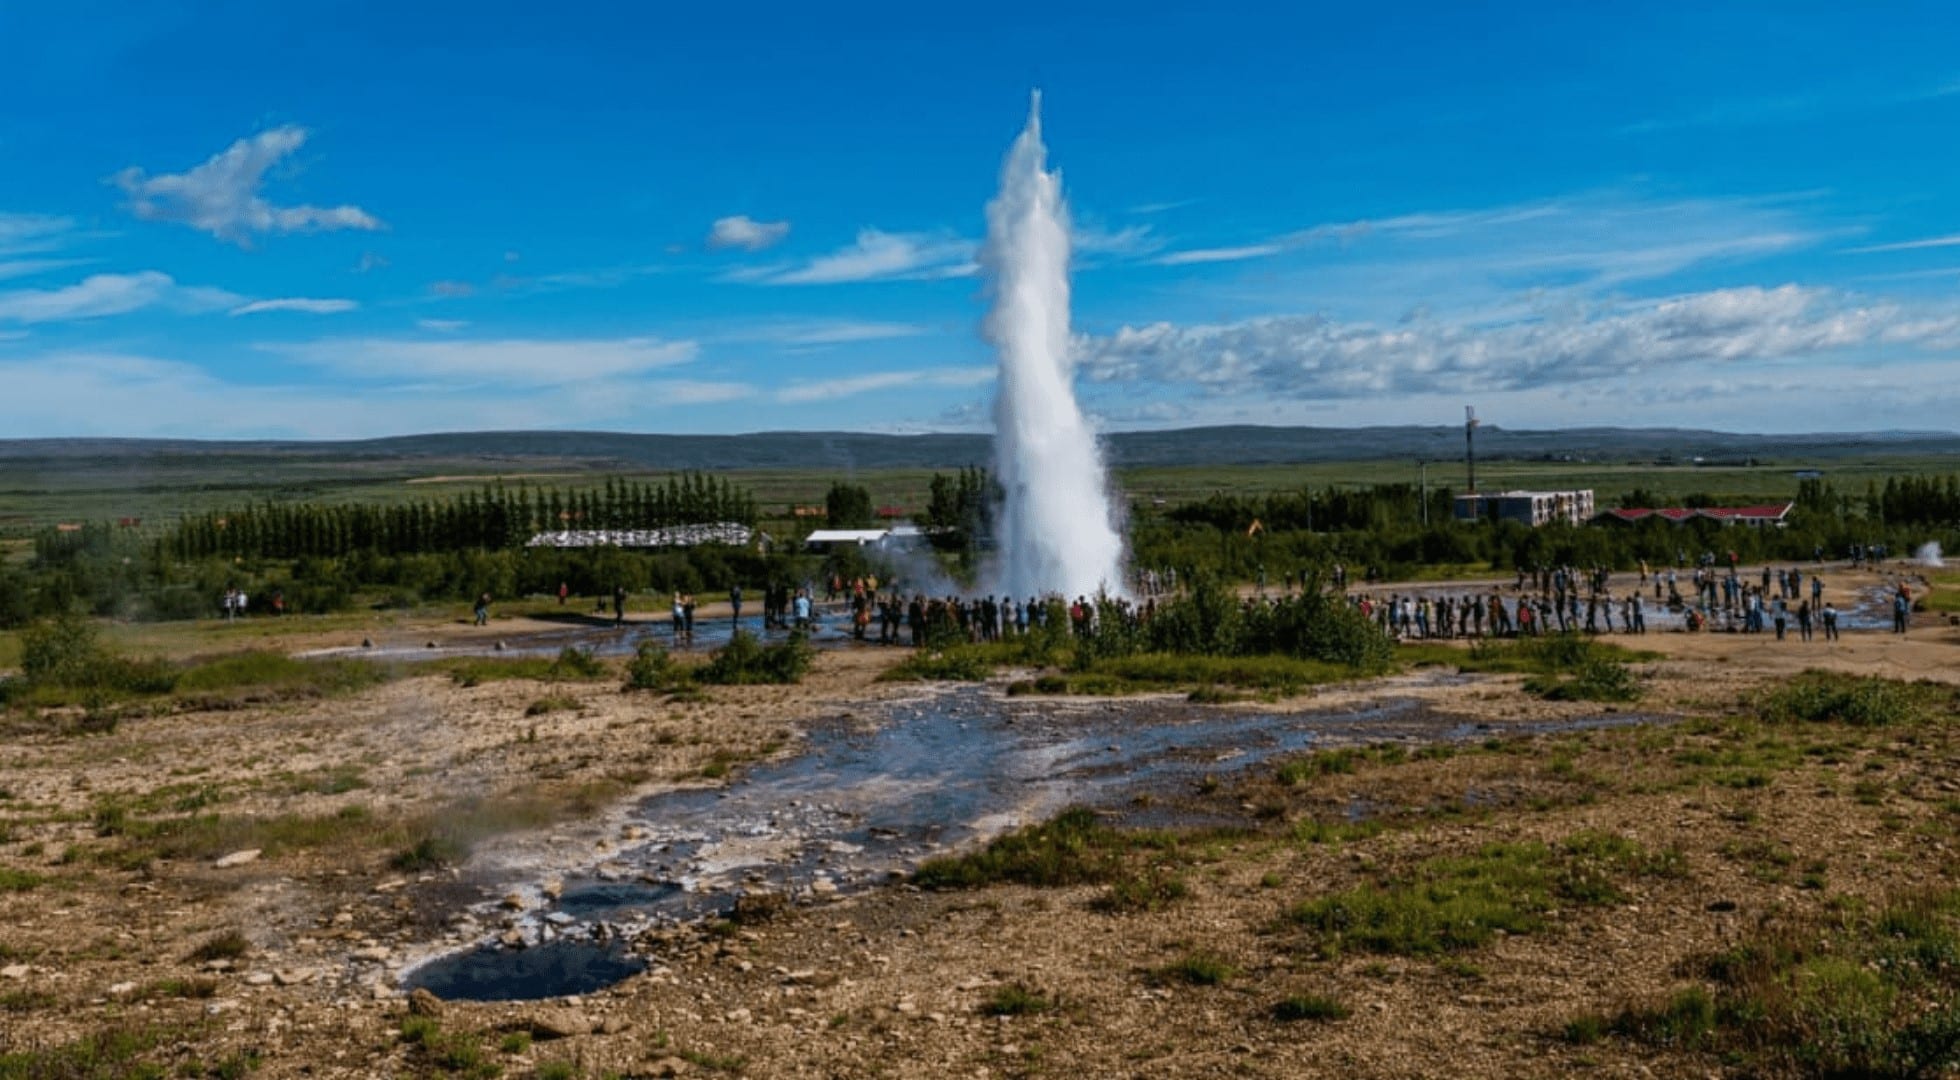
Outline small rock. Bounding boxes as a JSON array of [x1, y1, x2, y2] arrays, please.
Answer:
[[502, 893, 526, 911], [1706, 900, 1739, 913], [244, 972, 276, 987], [408, 987, 444, 1017], [214, 849, 262, 869], [526, 1007, 592, 1039], [542, 879, 565, 900], [500, 930, 526, 949], [599, 1015, 629, 1035], [725, 1007, 751, 1023], [545, 912, 576, 927], [361, 637, 374, 648], [351, 946, 391, 963], [647, 1057, 691, 1078], [373, 878, 408, 893], [2, 964, 29, 980], [108, 980, 137, 997], [274, 968, 318, 987]]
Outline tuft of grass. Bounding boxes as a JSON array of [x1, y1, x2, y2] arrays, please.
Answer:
[[0, 868, 46, 892], [497, 1032, 531, 1055], [1761, 671, 1932, 727], [981, 984, 1054, 1017], [1158, 951, 1235, 986], [186, 931, 250, 964], [523, 695, 580, 717], [0, 1023, 181, 1079], [391, 833, 469, 872], [1289, 832, 1668, 956], [1272, 993, 1349, 1022], [533, 1062, 573, 1080]]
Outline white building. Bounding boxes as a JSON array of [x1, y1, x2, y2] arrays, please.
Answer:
[[1453, 490, 1595, 528]]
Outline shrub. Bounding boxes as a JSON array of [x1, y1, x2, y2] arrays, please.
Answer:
[[697, 631, 811, 686], [623, 640, 679, 691], [547, 646, 605, 680]]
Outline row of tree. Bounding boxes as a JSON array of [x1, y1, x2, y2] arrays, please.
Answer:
[[155, 474, 760, 561]]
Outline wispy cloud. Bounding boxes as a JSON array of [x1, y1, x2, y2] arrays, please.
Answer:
[[737, 229, 976, 285], [1847, 233, 1960, 255], [230, 297, 357, 316], [707, 214, 791, 252], [266, 335, 700, 386], [1152, 243, 1284, 266], [0, 213, 76, 255], [417, 318, 468, 332], [429, 279, 475, 298], [0, 271, 239, 324], [718, 320, 929, 347], [1073, 223, 1161, 258], [112, 126, 382, 246], [0, 258, 91, 282], [775, 366, 993, 403]]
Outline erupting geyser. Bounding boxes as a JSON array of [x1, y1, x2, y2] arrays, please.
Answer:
[[983, 93, 1127, 599], [1919, 541, 1946, 568]]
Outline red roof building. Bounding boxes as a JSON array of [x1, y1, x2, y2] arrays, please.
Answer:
[[1596, 503, 1794, 528]]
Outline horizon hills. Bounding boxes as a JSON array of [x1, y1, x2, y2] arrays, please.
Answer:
[[2, 423, 1958, 474]]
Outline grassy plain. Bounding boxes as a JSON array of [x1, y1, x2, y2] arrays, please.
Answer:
[[5, 450, 1956, 536]]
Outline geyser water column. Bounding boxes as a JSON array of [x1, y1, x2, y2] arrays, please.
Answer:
[[983, 93, 1127, 599]]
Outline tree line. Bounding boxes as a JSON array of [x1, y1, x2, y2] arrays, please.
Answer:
[[152, 473, 759, 561]]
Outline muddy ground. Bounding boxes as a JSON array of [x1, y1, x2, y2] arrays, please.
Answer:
[[1, 568, 1957, 1078]]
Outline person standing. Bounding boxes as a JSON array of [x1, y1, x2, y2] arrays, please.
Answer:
[[729, 583, 743, 628], [474, 592, 491, 627], [558, 581, 569, 606], [1823, 601, 1840, 642], [613, 584, 627, 625]]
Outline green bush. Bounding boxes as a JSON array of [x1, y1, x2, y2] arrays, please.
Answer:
[[547, 646, 605, 680], [623, 640, 679, 691], [697, 631, 811, 686]]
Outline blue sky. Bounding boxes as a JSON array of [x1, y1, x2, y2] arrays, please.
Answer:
[[5, 1, 1960, 438]]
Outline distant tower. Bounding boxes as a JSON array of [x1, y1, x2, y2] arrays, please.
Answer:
[[1465, 405, 1479, 495]]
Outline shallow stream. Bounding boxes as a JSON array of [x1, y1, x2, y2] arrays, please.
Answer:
[[404, 679, 1649, 1001]]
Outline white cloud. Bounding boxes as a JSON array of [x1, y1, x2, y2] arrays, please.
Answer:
[[720, 320, 929, 346], [429, 279, 475, 297], [0, 258, 90, 282], [267, 335, 700, 386], [1078, 284, 1950, 400], [776, 366, 993, 403], [113, 126, 382, 246], [0, 213, 75, 255], [0, 271, 239, 323], [229, 297, 358, 316], [1072, 223, 1160, 258], [417, 318, 469, 332], [743, 229, 976, 285], [1152, 243, 1284, 266], [1848, 233, 1960, 255], [707, 215, 791, 252]]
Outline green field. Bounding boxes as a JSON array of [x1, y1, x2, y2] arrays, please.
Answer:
[[3, 453, 1948, 539]]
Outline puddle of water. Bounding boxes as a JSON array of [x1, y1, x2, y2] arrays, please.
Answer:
[[409, 939, 645, 1002], [404, 684, 1659, 1001]]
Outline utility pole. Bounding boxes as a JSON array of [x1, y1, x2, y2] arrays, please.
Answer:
[[1418, 460, 1429, 527], [1465, 405, 1479, 495]]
